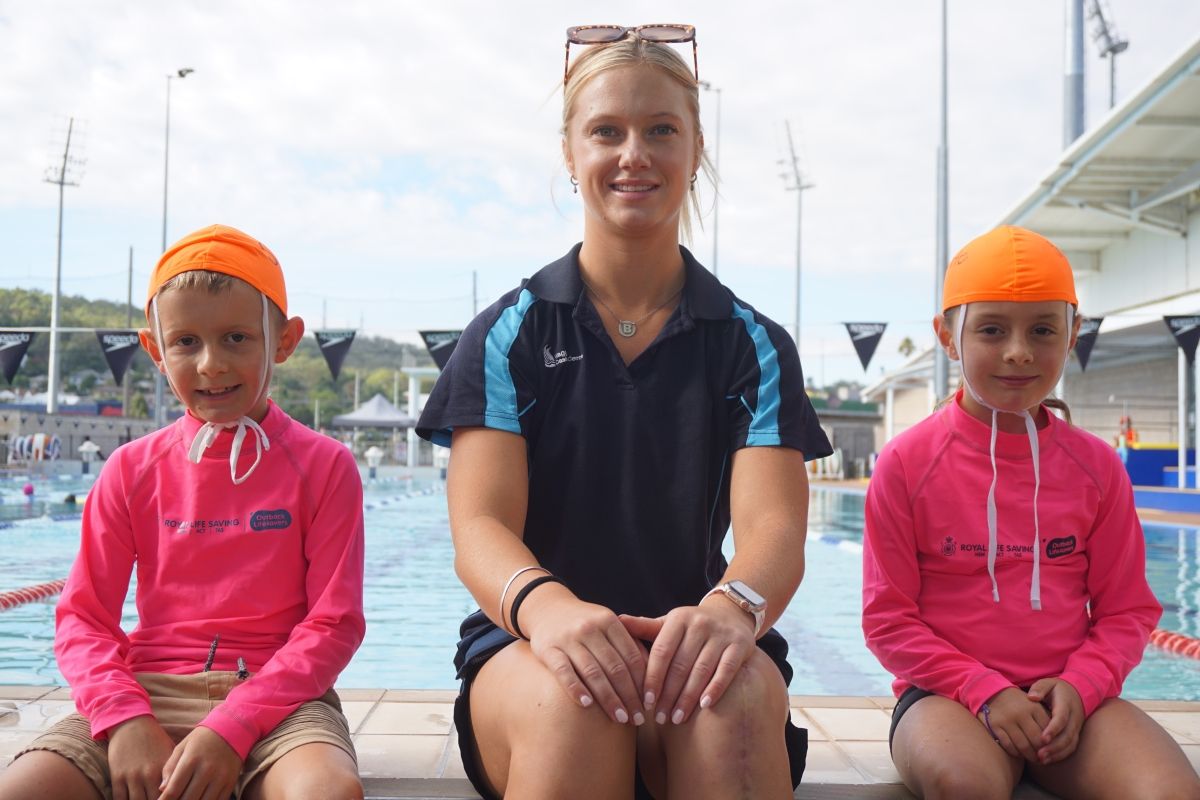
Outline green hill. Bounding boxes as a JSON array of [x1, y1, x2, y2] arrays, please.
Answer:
[[0, 287, 434, 425]]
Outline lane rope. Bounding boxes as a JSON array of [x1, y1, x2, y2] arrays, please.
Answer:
[[1148, 628, 1200, 659], [0, 579, 67, 611]]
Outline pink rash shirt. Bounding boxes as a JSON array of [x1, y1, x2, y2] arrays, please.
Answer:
[[862, 395, 1160, 718], [54, 401, 366, 759]]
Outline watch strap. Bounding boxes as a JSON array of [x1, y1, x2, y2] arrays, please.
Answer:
[[703, 583, 765, 637]]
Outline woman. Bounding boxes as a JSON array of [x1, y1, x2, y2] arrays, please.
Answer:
[[417, 26, 831, 799]]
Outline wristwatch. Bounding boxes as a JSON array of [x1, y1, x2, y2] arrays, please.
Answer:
[[703, 580, 767, 636]]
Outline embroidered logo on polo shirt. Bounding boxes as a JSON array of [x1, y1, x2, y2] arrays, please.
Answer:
[[543, 345, 583, 368], [250, 509, 293, 531]]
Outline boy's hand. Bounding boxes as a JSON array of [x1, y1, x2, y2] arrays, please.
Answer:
[[978, 686, 1051, 763], [158, 726, 242, 800], [107, 715, 175, 800], [1028, 677, 1085, 764]]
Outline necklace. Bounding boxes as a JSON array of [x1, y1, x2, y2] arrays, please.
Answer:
[[584, 282, 684, 338]]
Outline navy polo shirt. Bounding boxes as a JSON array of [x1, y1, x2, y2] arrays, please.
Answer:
[[417, 244, 832, 673]]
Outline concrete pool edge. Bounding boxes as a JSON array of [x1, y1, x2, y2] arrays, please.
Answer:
[[2, 687, 1198, 798]]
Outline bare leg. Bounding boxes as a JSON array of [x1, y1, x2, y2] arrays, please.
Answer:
[[469, 642, 637, 799], [890, 694, 1022, 800], [243, 742, 363, 800], [1028, 697, 1200, 800], [638, 648, 792, 800], [0, 751, 103, 800]]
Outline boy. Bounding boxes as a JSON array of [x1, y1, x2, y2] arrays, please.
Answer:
[[0, 225, 366, 800]]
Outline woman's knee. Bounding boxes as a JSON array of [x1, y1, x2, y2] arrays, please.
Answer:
[[713, 650, 789, 725], [475, 644, 635, 750]]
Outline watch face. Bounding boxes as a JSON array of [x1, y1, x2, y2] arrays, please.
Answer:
[[728, 580, 765, 609]]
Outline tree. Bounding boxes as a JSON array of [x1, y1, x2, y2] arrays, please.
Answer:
[[127, 393, 150, 419], [898, 337, 916, 358]]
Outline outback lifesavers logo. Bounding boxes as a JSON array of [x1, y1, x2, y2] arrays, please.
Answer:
[[250, 509, 293, 531]]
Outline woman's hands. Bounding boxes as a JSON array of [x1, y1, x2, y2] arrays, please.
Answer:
[[523, 585, 649, 727], [620, 594, 756, 727]]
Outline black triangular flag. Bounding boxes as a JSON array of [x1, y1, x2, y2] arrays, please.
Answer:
[[419, 330, 463, 371], [95, 330, 141, 384], [843, 322, 887, 371], [314, 330, 356, 380], [0, 331, 36, 384], [1073, 317, 1102, 372], [1165, 315, 1200, 363]]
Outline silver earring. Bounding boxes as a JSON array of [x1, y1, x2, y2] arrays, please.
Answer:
[[690, 173, 697, 191], [570, 176, 579, 194]]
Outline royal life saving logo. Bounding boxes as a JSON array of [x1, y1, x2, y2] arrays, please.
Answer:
[[939, 534, 1076, 559]]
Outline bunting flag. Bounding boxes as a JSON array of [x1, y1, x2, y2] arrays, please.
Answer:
[[1073, 317, 1102, 372], [314, 329, 356, 380], [419, 330, 463, 370], [95, 330, 141, 384], [843, 322, 887, 371], [1164, 315, 1200, 363], [0, 331, 35, 384]]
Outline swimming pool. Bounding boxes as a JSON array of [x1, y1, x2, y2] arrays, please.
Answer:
[[0, 476, 1197, 699]]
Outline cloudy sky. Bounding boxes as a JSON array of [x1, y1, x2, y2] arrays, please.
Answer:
[[2, 1, 1198, 385]]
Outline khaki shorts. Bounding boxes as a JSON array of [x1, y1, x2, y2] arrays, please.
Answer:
[[15, 671, 356, 800]]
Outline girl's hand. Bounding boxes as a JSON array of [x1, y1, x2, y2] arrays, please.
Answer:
[[107, 715, 175, 800], [1028, 678, 1085, 764], [620, 595, 756, 727], [978, 686, 1052, 763], [158, 726, 242, 800], [523, 586, 648, 726]]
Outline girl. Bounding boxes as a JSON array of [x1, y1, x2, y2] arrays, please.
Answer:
[[416, 25, 831, 800], [862, 225, 1199, 799]]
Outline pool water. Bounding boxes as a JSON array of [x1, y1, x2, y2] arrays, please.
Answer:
[[0, 477, 1197, 699]]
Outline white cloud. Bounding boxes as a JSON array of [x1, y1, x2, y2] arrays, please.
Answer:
[[2, 0, 1197, 382]]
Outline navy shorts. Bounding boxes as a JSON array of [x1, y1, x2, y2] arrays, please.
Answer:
[[452, 614, 807, 799], [888, 686, 936, 752]]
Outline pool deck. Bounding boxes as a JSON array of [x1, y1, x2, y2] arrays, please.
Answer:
[[2, 687, 1198, 798]]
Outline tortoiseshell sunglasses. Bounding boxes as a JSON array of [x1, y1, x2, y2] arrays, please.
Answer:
[[564, 24, 698, 85]]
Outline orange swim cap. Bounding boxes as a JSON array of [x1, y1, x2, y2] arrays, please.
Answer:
[[942, 225, 1077, 312], [146, 224, 287, 319]]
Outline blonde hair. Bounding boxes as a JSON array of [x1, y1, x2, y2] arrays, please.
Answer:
[[158, 270, 286, 328], [562, 36, 715, 243], [937, 306, 1073, 424]]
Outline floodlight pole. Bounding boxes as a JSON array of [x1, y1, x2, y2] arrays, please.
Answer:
[[781, 121, 813, 348], [44, 117, 81, 415], [155, 68, 193, 427], [700, 81, 723, 276], [1087, 0, 1129, 109], [933, 0, 950, 403]]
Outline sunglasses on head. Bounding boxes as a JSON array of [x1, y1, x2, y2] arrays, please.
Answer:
[[564, 24, 698, 85]]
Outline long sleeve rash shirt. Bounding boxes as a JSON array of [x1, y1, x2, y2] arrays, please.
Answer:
[[862, 396, 1160, 718], [54, 402, 366, 758]]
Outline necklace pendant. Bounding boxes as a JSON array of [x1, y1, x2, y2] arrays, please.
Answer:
[[618, 320, 637, 338]]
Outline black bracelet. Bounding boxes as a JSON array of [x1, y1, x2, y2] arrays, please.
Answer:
[[509, 575, 564, 640]]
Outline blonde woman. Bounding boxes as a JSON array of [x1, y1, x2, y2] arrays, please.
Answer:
[[417, 26, 831, 800]]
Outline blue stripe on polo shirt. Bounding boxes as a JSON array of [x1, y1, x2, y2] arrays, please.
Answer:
[[731, 301, 782, 446], [483, 289, 537, 433]]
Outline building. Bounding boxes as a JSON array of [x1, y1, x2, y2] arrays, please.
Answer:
[[866, 35, 1200, 490]]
